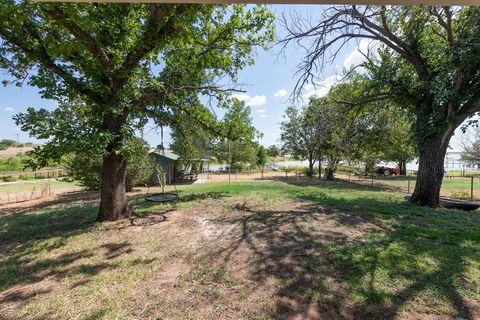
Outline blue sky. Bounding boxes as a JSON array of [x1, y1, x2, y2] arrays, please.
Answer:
[[0, 5, 421, 148]]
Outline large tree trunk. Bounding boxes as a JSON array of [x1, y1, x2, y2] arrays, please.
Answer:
[[97, 111, 131, 221], [409, 129, 453, 207], [97, 152, 131, 221], [326, 157, 338, 180], [398, 160, 407, 176], [308, 159, 314, 177]]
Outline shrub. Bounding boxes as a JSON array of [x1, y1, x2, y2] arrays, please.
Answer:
[[1, 175, 17, 182], [65, 137, 153, 191], [232, 162, 251, 172], [451, 191, 471, 200]]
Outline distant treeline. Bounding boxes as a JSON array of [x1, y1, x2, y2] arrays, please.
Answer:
[[0, 139, 35, 150]]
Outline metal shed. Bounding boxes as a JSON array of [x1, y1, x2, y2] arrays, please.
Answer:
[[151, 150, 180, 184]]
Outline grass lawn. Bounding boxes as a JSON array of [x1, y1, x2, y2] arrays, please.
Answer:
[[1, 178, 479, 319], [0, 181, 83, 204], [349, 174, 480, 200], [0, 180, 78, 193]]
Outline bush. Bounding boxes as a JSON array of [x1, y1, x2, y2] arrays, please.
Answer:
[[232, 162, 252, 172], [65, 137, 153, 191], [1, 175, 17, 182], [0, 139, 17, 150], [451, 191, 470, 200]]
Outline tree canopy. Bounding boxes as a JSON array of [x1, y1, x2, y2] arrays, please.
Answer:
[[0, 2, 274, 220], [282, 5, 480, 207]]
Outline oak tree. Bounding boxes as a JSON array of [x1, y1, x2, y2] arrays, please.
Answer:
[[0, 2, 273, 220], [282, 6, 480, 207]]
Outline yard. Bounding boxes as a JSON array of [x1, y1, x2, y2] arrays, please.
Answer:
[[1, 178, 479, 319]]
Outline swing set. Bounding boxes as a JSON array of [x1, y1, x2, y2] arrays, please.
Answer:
[[145, 125, 180, 203]]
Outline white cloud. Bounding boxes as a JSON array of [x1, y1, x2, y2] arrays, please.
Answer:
[[344, 39, 379, 69], [257, 109, 267, 113], [259, 114, 267, 118], [232, 93, 250, 102], [247, 95, 267, 107], [302, 75, 341, 100], [4, 107, 14, 112], [232, 93, 267, 107], [274, 89, 287, 98]]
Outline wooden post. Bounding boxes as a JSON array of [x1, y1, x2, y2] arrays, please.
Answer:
[[371, 175, 374, 187], [471, 176, 474, 201]]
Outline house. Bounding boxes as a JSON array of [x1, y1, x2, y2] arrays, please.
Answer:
[[150, 150, 180, 184]]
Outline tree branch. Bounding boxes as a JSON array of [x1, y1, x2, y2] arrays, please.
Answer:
[[41, 6, 113, 70]]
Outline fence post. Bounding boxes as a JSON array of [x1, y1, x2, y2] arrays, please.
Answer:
[[471, 176, 474, 201], [285, 169, 287, 178], [407, 175, 411, 194], [371, 175, 374, 188], [348, 172, 351, 182]]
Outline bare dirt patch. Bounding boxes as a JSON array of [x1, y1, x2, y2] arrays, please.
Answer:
[[1, 185, 478, 319]]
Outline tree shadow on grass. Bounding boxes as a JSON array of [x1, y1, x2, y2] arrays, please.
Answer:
[[261, 175, 408, 194], [130, 191, 229, 213], [214, 192, 480, 319], [0, 190, 100, 216], [0, 193, 169, 306]]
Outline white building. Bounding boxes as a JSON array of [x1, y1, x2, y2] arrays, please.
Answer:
[[406, 150, 479, 172]]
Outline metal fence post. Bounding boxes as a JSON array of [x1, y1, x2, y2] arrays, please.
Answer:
[[471, 176, 474, 201]]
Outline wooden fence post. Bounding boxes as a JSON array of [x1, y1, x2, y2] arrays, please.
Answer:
[[471, 176, 474, 201]]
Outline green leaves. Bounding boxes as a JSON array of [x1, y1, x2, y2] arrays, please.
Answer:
[[0, 3, 274, 166]]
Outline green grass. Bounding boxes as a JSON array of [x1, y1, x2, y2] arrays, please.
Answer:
[[1, 179, 480, 319]]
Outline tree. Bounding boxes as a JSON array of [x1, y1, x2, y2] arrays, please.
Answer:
[[373, 108, 417, 175], [459, 126, 480, 167], [280, 99, 327, 177], [213, 99, 260, 170], [65, 137, 152, 192], [282, 6, 480, 207], [266, 145, 280, 158], [256, 145, 268, 169], [1, 2, 274, 220], [170, 118, 214, 172], [309, 78, 379, 180]]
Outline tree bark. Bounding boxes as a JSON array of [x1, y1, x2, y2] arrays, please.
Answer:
[[398, 160, 407, 176], [97, 111, 131, 221], [308, 159, 314, 177], [326, 157, 338, 180], [318, 161, 322, 178], [409, 129, 453, 207], [97, 151, 132, 221]]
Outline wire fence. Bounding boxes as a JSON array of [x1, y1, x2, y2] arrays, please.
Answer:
[[0, 183, 53, 204], [0, 168, 67, 182], [196, 168, 480, 201], [329, 173, 480, 201]]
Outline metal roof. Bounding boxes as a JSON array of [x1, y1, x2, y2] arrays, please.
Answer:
[[152, 151, 180, 161]]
